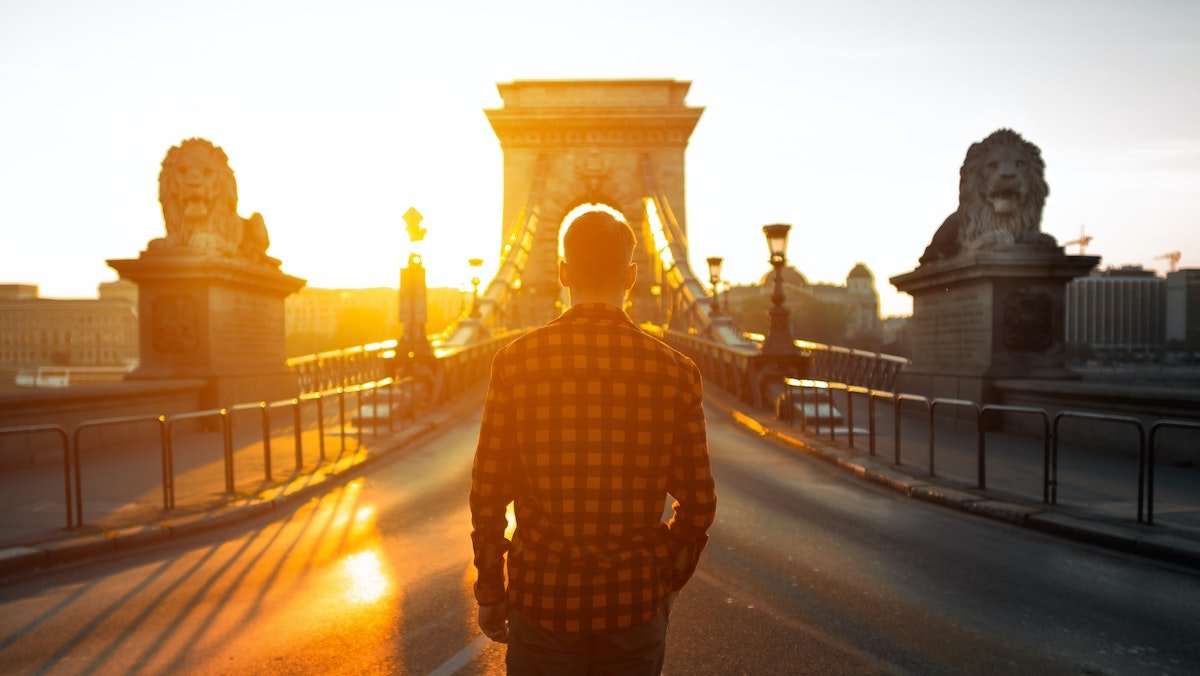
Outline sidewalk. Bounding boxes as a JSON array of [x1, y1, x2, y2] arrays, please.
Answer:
[[0, 386, 486, 578], [706, 386, 1200, 569]]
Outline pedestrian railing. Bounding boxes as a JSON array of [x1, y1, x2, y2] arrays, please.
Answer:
[[1052, 411, 1147, 523], [1148, 420, 1200, 525], [979, 406, 1051, 502], [771, 376, 1184, 526], [73, 414, 169, 527], [0, 331, 506, 530], [0, 425, 72, 528]]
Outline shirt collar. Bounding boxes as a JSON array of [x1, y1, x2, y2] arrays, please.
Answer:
[[552, 302, 636, 327]]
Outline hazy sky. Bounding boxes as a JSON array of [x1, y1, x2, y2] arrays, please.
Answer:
[[1, 0, 1197, 316]]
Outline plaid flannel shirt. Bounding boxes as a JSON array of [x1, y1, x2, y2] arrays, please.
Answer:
[[470, 303, 717, 633]]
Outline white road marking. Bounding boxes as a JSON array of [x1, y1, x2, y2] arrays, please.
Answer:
[[427, 634, 491, 676]]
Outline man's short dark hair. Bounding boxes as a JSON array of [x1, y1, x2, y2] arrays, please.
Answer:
[[562, 211, 636, 292]]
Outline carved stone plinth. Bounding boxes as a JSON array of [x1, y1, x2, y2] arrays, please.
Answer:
[[108, 251, 306, 409], [890, 245, 1098, 404]]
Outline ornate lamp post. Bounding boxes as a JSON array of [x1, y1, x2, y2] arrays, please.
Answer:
[[761, 224, 798, 359], [468, 258, 484, 319], [706, 256, 724, 317]]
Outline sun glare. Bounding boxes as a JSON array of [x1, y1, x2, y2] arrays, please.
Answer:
[[557, 203, 629, 258], [343, 549, 390, 605]]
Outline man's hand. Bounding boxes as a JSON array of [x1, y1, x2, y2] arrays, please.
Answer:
[[478, 601, 509, 643]]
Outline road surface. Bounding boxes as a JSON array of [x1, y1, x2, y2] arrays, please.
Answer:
[[1, 402, 1198, 674]]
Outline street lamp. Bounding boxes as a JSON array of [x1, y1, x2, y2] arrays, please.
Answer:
[[706, 256, 724, 317], [761, 224, 797, 358], [468, 258, 483, 319]]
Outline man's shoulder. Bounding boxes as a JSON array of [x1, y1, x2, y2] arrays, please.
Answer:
[[495, 321, 699, 380], [637, 329, 700, 375]]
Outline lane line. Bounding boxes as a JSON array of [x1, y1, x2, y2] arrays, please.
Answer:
[[427, 634, 491, 676]]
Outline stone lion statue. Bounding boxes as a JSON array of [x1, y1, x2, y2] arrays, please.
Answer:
[[150, 138, 272, 263], [919, 129, 1056, 265]]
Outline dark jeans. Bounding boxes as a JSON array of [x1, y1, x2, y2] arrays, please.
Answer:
[[506, 607, 668, 676]]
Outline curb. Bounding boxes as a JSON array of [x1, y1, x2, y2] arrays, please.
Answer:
[[708, 390, 1200, 570], [0, 392, 482, 581]]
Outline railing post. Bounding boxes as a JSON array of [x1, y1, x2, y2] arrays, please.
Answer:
[[387, 381, 395, 434], [928, 402, 936, 477], [893, 396, 902, 466], [338, 386, 346, 456], [1042, 414, 1051, 504], [221, 408, 234, 494], [355, 386, 364, 448], [158, 415, 173, 510], [57, 428, 73, 528], [372, 385, 380, 437], [827, 387, 835, 442], [293, 398, 303, 472], [316, 393, 326, 462], [260, 402, 272, 482], [798, 386, 807, 433], [868, 392, 877, 457], [846, 388, 855, 450], [72, 427, 83, 527], [1136, 423, 1146, 525], [976, 405, 985, 490]]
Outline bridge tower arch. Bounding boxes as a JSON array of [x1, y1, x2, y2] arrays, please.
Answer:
[[485, 79, 703, 324]]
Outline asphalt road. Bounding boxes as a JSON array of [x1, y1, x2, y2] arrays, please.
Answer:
[[1, 402, 1198, 675]]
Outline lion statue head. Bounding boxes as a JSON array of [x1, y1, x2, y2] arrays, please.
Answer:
[[920, 129, 1055, 265], [151, 138, 271, 263]]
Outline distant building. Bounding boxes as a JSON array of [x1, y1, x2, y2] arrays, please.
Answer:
[[1065, 265, 1166, 359], [283, 286, 470, 356], [0, 284, 139, 386], [1166, 268, 1200, 348], [755, 263, 882, 340], [723, 263, 882, 346], [881, 316, 911, 354], [285, 287, 400, 355]]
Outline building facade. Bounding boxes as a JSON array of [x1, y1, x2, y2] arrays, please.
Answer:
[[0, 283, 139, 386], [724, 263, 883, 346], [1166, 268, 1200, 349], [1065, 266, 1166, 358]]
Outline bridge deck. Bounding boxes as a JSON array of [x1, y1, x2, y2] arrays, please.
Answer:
[[1, 398, 1198, 673]]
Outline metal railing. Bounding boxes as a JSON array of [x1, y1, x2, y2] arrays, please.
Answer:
[[0, 425, 72, 528], [72, 414, 169, 527], [772, 377, 1174, 525], [673, 327, 1186, 527], [1147, 420, 1200, 525], [0, 330, 506, 529]]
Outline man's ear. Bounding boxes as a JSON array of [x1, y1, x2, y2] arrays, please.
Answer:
[[558, 259, 571, 288], [623, 263, 637, 291]]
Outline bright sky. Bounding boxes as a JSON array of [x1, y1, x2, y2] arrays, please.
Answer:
[[1, 0, 1197, 317]]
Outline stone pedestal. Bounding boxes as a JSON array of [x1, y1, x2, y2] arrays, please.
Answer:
[[890, 246, 1098, 404], [108, 251, 306, 409]]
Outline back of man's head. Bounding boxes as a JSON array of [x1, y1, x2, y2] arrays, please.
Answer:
[[562, 211, 636, 294]]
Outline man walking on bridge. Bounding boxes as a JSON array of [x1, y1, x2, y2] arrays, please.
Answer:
[[470, 210, 717, 674]]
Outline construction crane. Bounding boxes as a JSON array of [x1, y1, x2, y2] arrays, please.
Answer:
[[1063, 225, 1093, 255], [1156, 251, 1182, 273]]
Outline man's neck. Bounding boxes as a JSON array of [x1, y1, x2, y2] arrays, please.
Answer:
[[567, 290, 625, 309]]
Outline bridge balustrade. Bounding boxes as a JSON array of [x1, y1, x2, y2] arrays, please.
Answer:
[[287, 340, 397, 394]]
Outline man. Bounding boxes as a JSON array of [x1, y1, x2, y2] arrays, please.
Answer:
[[470, 210, 717, 675]]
